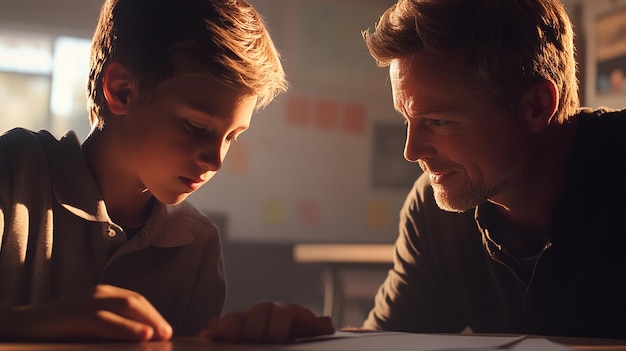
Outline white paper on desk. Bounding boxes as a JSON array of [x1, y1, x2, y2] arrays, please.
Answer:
[[270, 332, 531, 351], [509, 338, 574, 351]]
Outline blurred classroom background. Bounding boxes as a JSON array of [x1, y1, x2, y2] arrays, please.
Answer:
[[0, 0, 625, 328]]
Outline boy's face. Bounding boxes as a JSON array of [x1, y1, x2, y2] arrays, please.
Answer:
[[118, 75, 256, 205]]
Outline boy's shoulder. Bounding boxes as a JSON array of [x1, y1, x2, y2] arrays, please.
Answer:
[[167, 200, 216, 229], [1, 127, 48, 149], [0, 128, 63, 168], [142, 200, 221, 247], [1, 127, 79, 153]]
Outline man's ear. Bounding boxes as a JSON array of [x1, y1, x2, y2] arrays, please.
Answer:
[[102, 61, 132, 115], [522, 79, 559, 133]]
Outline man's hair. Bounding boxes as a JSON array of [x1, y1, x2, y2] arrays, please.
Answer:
[[363, 0, 579, 123], [88, 0, 288, 129]]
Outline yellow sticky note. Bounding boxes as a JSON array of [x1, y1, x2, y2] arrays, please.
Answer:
[[367, 200, 389, 229], [263, 199, 285, 225]]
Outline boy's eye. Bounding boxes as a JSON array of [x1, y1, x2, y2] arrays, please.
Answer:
[[184, 120, 208, 133], [226, 132, 240, 142], [426, 119, 446, 127]]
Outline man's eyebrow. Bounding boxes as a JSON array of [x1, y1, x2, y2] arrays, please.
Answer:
[[410, 97, 459, 116]]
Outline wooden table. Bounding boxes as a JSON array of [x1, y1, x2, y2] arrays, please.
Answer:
[[1, 335, 626, 351]]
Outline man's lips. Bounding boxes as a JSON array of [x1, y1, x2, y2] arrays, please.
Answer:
[[428, 171, 454, 184]]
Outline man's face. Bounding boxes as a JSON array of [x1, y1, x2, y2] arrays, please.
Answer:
[[118, 75, 256, 205], [390, 52, 535, 212]]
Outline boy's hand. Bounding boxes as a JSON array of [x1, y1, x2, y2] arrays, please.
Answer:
[[0, 284, 172, 342], [199, 302, 335, 343]]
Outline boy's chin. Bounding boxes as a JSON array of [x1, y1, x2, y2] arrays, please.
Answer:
[[157, 193, 191, 206]]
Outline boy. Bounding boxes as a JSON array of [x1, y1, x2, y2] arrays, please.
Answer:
[[0, 0, 287, 341]]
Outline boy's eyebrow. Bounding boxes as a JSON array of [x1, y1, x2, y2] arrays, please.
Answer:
[[182, 104, 228, 121], [182, 105, 251, 130]]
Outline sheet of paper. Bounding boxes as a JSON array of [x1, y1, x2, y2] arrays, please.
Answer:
[[270, 332, 531, 351], [510, 338, 574, 351]]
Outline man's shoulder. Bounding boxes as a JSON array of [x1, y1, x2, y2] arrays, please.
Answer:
[[575, 107, 626, 127], [573, 107, 626, 152]]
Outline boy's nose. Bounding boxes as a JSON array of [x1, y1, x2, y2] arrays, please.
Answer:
[[197, 141, 226, 171]]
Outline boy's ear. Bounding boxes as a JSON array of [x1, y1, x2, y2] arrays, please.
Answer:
[[103, 61, 132, 115], [522, 78, 559, 133]]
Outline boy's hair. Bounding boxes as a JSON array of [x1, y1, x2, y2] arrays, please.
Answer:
[[88, 0, 288, 129], [363, 0, 579, 124]]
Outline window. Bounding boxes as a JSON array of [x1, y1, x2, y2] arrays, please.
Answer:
[[0, 29, 91, 140]]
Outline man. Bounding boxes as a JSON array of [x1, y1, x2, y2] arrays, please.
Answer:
[[202, 0, 626, 341]]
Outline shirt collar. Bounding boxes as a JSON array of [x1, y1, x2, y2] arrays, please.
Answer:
[[45, 131, 195, 249], [44, 131, 112, 223]]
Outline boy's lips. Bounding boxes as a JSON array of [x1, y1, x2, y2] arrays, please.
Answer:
[[180, 176, 204, 191]]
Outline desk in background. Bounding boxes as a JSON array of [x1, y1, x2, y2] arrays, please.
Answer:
[[293, 243, 394, 327]]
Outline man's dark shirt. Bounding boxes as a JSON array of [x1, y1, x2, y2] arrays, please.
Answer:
[[364, 108, 626, 339]]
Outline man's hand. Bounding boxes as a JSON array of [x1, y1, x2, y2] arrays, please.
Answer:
[[0, 284, 172, 342], [199, 302, 335, 343]]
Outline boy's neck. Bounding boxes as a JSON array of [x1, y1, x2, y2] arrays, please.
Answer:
[[81, 127, 154, 228]]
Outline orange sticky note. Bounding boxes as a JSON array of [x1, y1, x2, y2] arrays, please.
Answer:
[[342, 103, 366, 134], [286, 95, 311, 127], [314, 98, 338, 130]]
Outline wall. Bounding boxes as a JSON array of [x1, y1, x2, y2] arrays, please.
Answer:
[[2, 0, 625, 327]]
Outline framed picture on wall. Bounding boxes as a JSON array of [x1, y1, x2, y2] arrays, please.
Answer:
[[371, 122, 422, 189], [594, 6, 626, 107]]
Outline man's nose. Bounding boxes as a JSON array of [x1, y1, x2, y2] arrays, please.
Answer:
[[403, 121, 434, 162]]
